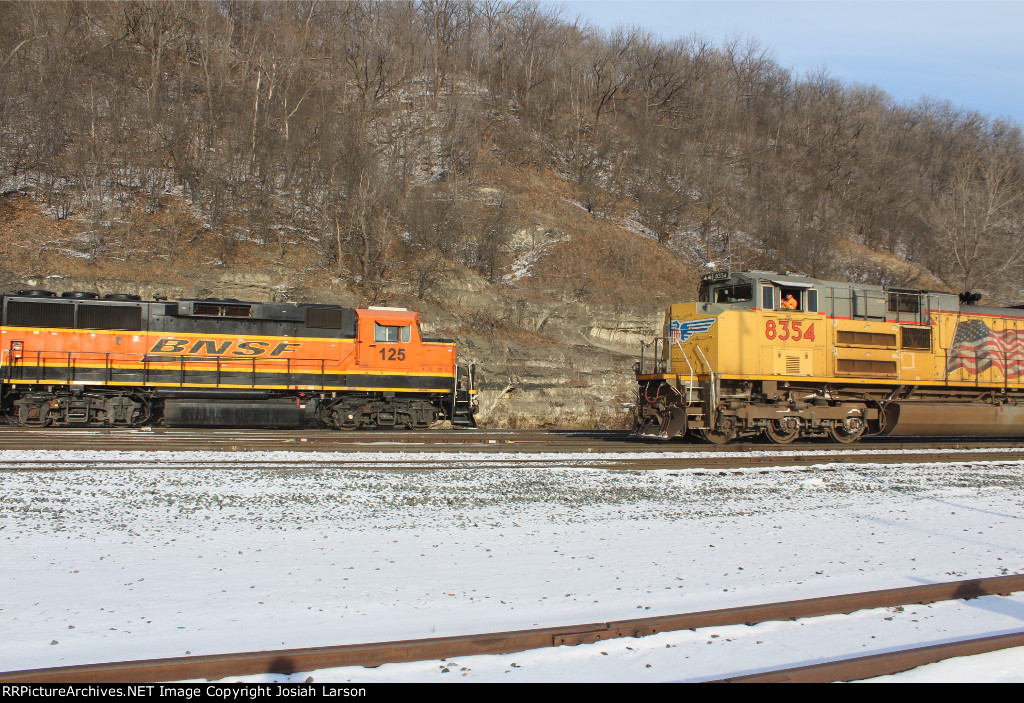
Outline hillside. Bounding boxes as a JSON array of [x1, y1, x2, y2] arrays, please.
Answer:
[[1, 1, 1021, 427]]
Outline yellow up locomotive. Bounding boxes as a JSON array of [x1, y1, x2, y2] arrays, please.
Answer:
[[634, 270, 1024, 442]]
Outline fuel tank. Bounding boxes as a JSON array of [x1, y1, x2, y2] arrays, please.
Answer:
[[881, 402, 1024, 436], [163, 399, 306, 427]]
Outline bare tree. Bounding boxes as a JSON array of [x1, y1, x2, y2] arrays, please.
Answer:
[[933, 139, 1024, 294]]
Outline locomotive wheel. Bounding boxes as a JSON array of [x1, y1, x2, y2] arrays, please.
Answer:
[[129, 398, 153, 427], [17, 402, 53, 427], [763, 419, 800, 444], [698, 428, 736, 445], [827, 418, 865, 444]]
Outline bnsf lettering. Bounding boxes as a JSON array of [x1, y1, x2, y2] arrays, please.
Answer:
[[190, 340, 232, 355], [233, 341, 269, 356], [150, 338, 190, 354], [270, 342, 300, 356], [149, 338, 301, 357]]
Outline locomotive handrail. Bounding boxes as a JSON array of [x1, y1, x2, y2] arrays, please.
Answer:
[[0, 348, 352, 391], [694, 345, 716, 417], [1, 348, 344, 365], [672, 338, 697, 405], [638, 339, 663, 376], [452, 363, 460, 414], [642, 339, 658, 375]]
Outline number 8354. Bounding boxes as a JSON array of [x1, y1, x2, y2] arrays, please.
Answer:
[[765, 320, 814, 341]]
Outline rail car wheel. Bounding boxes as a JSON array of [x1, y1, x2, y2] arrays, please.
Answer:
[[763, 419, 800, 444], [15, 399, 53, 427], [128, 398, 153, 427], [827, 417, 865, 444], [698, 428, 736, 445]]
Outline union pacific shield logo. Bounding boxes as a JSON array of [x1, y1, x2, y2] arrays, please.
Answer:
[[668, 317, 716, 343]]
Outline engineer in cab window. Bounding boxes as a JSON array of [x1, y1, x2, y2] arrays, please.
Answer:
[[782, 293, 799, 310]]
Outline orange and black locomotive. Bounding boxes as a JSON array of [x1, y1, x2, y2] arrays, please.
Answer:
[[0, 290, 477, 429]]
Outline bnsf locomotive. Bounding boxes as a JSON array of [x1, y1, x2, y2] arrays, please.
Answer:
[[0, 290, 477, 429], [634, 270, 1024, 443]]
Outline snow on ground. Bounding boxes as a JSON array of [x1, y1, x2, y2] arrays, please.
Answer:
[[1, 448, 1023, 682]]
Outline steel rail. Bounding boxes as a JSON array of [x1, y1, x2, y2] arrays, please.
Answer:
[[1, 429, 1024, 462], [2, 449, 1024, 473], [3, 574, 1022, 684], [710, 631, 1024, 682], [4, 426, 1024, 452]]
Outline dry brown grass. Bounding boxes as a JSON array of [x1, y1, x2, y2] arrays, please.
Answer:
[[0, 156, 698, 313], [0, 191, 334, 294]]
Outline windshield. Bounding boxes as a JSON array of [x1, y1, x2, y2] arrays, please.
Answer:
[[713, 284, 752, 304]]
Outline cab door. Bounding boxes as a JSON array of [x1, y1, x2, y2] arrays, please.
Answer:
[[355, 309, 418, 373]]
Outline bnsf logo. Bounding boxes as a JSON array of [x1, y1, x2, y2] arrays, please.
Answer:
[[149, 338, 301, 357]]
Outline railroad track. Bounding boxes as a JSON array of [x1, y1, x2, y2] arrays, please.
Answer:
[[3, 575, 1022, 683], [712, 631, 1024, 682], [2, 428, 1024, 472], [2, 426, 1024, 452], [2, 450, 1024, 473]]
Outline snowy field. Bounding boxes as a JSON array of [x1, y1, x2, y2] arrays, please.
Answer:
[[1, 448, 1023, 682]]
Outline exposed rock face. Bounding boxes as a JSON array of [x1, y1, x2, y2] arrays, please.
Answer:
[[457, 299, 663, 429]]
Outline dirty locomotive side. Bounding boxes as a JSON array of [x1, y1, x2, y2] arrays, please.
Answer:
[[634, 270, 1024, 443], [0, 291, 477, 429]]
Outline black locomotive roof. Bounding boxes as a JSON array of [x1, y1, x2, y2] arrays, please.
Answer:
[[1, 290, 358, 336], [3, 290, 349, 316]]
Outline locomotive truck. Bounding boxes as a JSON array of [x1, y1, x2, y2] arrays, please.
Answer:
[[0, 290, 477, 429], [634, 270, 1024, 443]]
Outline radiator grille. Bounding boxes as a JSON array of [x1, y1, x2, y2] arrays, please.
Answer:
[[837, 358, 897, 375], [305, 307, 346, 329], [304, 307, 357, 337], [785, 355, 802, 374], [5, 300, 75, 328], [901, 326, 932, 350], [192, 302, 252, 317], [837, 330, 897, 347], [78, 304, 142, 331]]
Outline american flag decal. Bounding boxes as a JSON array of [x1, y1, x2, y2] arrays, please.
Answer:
[[668, 317, 716, 343], [946, 319, 1024, 378]]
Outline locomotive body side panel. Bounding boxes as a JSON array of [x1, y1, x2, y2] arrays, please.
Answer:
[[0, 294, 476, 428], [0, 307, 456, 394]]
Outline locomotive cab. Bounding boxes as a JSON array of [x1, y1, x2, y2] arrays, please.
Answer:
[[638, 271, 830, 442], [699, 271, 819, 314], [635, 271, 894, 443]]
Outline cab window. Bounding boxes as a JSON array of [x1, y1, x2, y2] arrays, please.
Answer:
[[713, 284, 752, 304], [761, 286, 775, 310], [374, 323, 411, 343], [806, 289, 818, 313], [781, 288, 801, 310]]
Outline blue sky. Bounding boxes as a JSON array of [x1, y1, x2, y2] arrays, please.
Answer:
[[558, 1, 1024, 123]]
